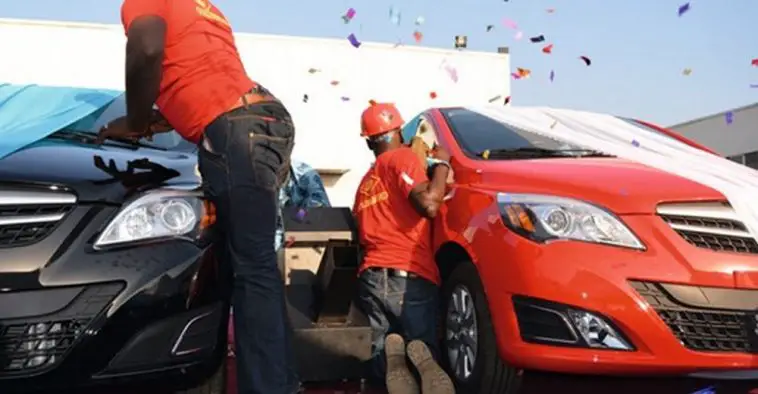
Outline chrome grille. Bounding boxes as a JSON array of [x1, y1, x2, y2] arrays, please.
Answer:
[[0, 189, 75, 248], [657, 202, 758, 254]]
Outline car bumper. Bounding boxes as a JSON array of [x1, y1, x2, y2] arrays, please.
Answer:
[[478, 213, 758, 377], [0, 204, 229, 392]]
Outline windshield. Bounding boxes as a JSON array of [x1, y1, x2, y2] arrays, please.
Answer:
[[440, 108, 585, 157], [62, 94, 195, 152]]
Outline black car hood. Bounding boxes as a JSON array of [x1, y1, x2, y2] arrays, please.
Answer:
[[0, 138, 200, 204]]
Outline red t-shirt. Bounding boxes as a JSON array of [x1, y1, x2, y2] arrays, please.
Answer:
[[121, 0, 255, 143], [352, 147, 440, 285]]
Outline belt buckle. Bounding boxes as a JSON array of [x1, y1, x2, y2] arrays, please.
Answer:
[[393, 269, 409, 278]]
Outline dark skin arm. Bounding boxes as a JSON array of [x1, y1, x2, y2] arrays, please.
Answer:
[[125, 15, 167, 135], [409, 164, 450, 219]]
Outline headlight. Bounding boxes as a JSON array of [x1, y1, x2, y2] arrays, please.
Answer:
[[497, 193, 644, 250], [94, 189, 215, 248]]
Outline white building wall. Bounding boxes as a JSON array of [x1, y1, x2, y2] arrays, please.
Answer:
[[669, 103, 758, 158], [0, 18, 511, 207]]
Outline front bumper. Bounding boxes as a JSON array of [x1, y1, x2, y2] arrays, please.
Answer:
[[0, 203, 229, 392], [476, 212, 758, 377]]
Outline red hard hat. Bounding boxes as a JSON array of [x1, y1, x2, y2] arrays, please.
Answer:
[[360, 102, 404, 138]]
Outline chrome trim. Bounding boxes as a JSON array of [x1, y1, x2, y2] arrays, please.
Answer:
[[0, 213, 65, 226], [0, 189, 76, 206], [656, 202, 739, 222], [171, 311, 213, 356], [526, 304, 579, 344], [687, 370, 758, 380], [666, 222, 751, 238]]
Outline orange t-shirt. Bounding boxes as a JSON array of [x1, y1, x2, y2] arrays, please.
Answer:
[[352, 147, 440, 285], [121, 0, 255, 143]]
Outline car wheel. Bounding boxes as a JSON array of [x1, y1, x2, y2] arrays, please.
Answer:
[[175, 361, 226, 394], [441, 261, 522, 394]]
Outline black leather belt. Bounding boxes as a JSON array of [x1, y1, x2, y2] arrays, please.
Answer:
[[368, 267, 419, 279]]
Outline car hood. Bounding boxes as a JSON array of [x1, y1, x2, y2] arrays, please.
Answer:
[[0, 139, 199, 204], [475, 157, 723, 214]]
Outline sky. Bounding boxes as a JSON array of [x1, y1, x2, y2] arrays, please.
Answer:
[[1, 0, 756, 126]]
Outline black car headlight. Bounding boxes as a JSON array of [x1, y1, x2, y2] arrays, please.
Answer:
[[94, 189, 215, 248], [497, 193, 645, 250]]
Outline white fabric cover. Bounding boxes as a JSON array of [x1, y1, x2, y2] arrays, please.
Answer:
[[465, 105, 758, 241]]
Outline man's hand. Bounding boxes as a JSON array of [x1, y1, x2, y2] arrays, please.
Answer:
[[431, 145, 451, 163], [148, 110, 174, 134], [96, 116, 150, 144]]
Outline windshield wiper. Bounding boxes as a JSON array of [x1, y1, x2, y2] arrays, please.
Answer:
[[476, 147, 613, 159], [50, 130, 165, 151]]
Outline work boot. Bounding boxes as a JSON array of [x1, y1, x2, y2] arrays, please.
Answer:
[[385, 334, 420, 394], [407, 340, 455, 394]]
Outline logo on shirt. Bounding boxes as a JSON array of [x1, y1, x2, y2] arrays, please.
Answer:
[[379, 110, 394, 126], [194, 0, 230, 27], [356, 174, 388, 212]]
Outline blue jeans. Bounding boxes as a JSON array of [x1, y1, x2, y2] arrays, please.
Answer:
[[198, 100, 298, 394], [356, 268, 440, 383]]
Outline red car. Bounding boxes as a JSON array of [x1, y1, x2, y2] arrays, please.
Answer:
[[400, 107, 758, 393]]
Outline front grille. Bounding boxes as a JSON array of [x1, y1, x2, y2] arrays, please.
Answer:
[[631, 281, 752, 352], [0, 189, 76, 248], [0, 283, 123, 376], [657, 202, 758, 254]]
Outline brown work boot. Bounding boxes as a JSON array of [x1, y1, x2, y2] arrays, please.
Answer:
[[384, 334, 420, 394], [406, 340, 455, 394]]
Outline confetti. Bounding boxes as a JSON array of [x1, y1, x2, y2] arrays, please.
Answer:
[[302, 94, 308, 103], [682, 68, 692, 76], [415, 16, 425, 25], [502, 18, 518, 29], [579, 56, 592, 66], [285, 236, 296, 247], [295, 208, 307, 222], [678, 3, 690, 17], [631, 140, 640, 147], [488, 95, 502, 103], [482, 150, 490, 159], [511, 72, 521, 80], [429, 91, 437, 99], [504, 96, 511, 105], [340, 96, 350, 101], [550, 70, 555, 82], [330, 80, 340, 86], [546, 8, 555, 13], [516, 68, 531, 78], [486, 25, 494, 32], [529, 35, 545, 43], [514, 31, 523, 40], [454, 35, 467, 49], [389, 6, 401, 25], [413, 31, 423, 43], [443, 63, 459, 82], [550, 120, 558, 129], [725, 112, 734, 124], [368, 99, 377, 106], [542, 44, 553, 54], [342, 7, 356, 23], [751, 84, 758, 88], [347, 33, 361, 48], [307, 68, 320, 74], [752, 58, 758, 66]]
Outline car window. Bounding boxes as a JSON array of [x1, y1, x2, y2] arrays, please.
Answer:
[[401, 115, 422, 143], [440, 108, 580, 157], [63, 94, 195, 152]]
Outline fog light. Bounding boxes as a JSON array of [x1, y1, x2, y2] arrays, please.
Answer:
[[567, 309, 632, 350]]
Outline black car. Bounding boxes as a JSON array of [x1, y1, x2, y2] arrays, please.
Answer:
[[0, 94, 229, 393]]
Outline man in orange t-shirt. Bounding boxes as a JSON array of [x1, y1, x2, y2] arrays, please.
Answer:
[[98, 1, 298, 393], [353, 103, 454, 393]]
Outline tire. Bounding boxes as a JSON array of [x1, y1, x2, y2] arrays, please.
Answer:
[[440, 261, 522, 394], [175, 360, 226, 394]]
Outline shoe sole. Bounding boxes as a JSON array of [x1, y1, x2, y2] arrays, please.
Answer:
[[407, 340, 455, 394], [385, 334, 420, 394]]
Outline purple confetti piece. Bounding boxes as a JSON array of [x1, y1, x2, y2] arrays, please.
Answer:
[[549, 70, 555, 82], [678, 2, 690, 17], [751, 84, 758, 88], [445, 65, 459, 83], [296, 208, 307, 221], [511, 72, 520, 80], [345, 7, 356, 19], [347, 33, 361, 48], [725, 111, 734, 124], [631, 140, 640, 147]]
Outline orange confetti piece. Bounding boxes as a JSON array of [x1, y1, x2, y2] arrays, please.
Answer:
[[516, 68, 531, 78], [413, 31, 423, 43], [429, 91, 437, 99], [542, 44, 553, 54], [368, 99, 377, 106]]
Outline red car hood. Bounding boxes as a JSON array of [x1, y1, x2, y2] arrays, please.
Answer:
[[475, 157, 723, 214]]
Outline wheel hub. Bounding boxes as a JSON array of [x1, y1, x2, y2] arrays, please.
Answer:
[[446, 285, 478, 381]]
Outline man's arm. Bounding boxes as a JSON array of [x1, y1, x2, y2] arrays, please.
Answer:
[[389, 149, 448, 219], [123, 3, 167, 134]]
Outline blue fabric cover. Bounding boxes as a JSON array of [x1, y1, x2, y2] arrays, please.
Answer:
[[0, 84, 122, 160], [275, 159, 332, 250]]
